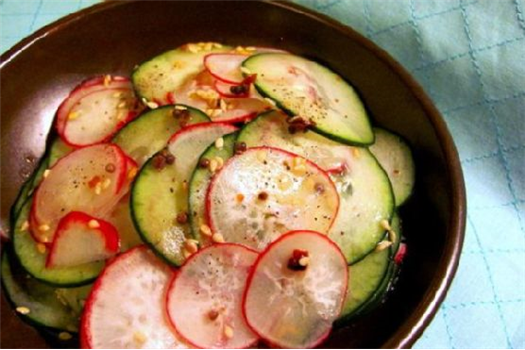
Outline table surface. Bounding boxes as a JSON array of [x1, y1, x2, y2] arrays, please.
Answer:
[[1, 0, 524, 348]]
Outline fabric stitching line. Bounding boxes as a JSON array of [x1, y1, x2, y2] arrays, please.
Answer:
[[438, 304, 456, 348], [465, 215, 513, 348], [514, 0, 525, 32], [459, 0, 525, 235], [460, 143, 525, 165], [465, 248, 525, 254], [461, 3, 516, 341], [28, 0, 43, 32], [470, 199, 525, 211], [414, 36, 525, 72], [442, 90, 525, 115], [314, 0, 342, 11], [446, 299, 525, 309], [369, 1, 477, 38], [363, 0, 373, 38]]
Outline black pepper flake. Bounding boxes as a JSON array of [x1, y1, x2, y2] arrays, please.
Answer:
[[176, 212, 188, 224], [258, 192, 269, 201], [199, 158, 210, 168]]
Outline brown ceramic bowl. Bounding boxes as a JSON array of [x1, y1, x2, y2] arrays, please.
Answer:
[[0, 1, 466, 348]]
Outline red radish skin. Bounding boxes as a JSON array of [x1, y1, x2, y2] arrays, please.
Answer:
[[30, 144, 129, 244], [242, 230, 348, 349], [46, 211, 119, 268], [56, 76, 141, 148], [205, 147, 340, 251], [81, 246, 188, 349], [166, 244, 259, 349], [204, 53, 249, 84], [167, 122, 237, 144]]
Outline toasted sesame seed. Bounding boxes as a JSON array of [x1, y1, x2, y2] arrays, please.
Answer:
[[102, 178, 111, 189], [174, 105, 187, 110], [291, 164, 307, 176], [16, 306, 30, 315], [94, 182, 102, 195], [219, 99, 227, 112], [103, 75, 112, 87], [58, 332, 72, 341], [38, 224, 50, 232], [212, 43, 223, 49], [146, 101, 159, 109], [215, 157, 224, 169], [20, 220, 29, 232], [112, 92, 123, 98], [36, 243, 47, 254], [68, 111, 80, 120], [187, 44, 199, 53], [133, 331, 147, 345], [380, 219, 391, 231], [389, 230, 397, 244], [183, 249, 192, 259], [298, 256, 310, 267], [212, 233, 225, 243], [128, 167, 138, 179], [236, 193, 245, 203], [375, 240, 393, 252], [209, 159, 218, 173], [246, 46, 256, 51], [200, 224, 212, 237], [42, 169, 51, 178], [224, 325, 234, 339], [117, 101, 126, 109], [264, 97, 276, 107], [240, 67, 251, 75], [88, 220, 100, 229], [184, 239, 199, 254], [215, 137, 224, 149], [352, 148, 360, 157]]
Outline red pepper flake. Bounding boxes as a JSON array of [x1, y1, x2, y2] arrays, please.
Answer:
[[234, 142, 247, 155], [152, 154, 167, 170], [105, 163, 116, 173], [287, 249, 309, 271], [166, 92, 176, 105], [88, 176, 101, 188], [394, 243, 407, 265]]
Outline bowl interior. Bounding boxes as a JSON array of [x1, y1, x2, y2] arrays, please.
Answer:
[[0, 1, 465, 348]]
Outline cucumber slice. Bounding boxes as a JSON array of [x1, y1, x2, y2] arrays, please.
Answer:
[[13, 200, 104, 287], [49, 138, 75, 167], [188, 133, 237, 244], [237, 111, 394, 263], [112, 105, 209, 166], [337, 214, 402, 323], [207, 147, 339, 251], [369, 128, 415, 206], [132, 43, 230, 105], [1, 251, 91, 332], [131, 122, 238, 265], [242, 53, 374, 145]]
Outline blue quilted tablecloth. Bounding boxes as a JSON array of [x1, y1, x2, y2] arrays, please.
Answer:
[[1, 0, 524, 348]]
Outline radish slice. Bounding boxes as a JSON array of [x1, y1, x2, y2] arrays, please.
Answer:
[[210, 98, 272, 123], [166, 244, 259, 348], [31, 144, 127, 243], [80, 246, 189, 349], [46, 212, 119, 268], [204, 54, 248, 84], [243, 231, 348, 349], [56, 76, 141, 147], [106, 194, 142, 252], [206, 147, 339, 251], [213, 80, 250, 99]]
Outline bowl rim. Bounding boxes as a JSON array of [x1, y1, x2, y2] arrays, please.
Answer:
[[0, 1, 466, 348]]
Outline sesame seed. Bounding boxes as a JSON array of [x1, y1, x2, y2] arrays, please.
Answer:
[[215, 157, 224, 169], [380, 219, 391, 231], [375, 240, 393, 252], [117, 101, 127, 109], [38, 224, 50, 232], [352, 148, 360, 157], [215, 137, 224, 149], [236, 193, 245, 203], [183, 249, 192, 259], [68, 111, 80, 120], [212, 43, 223, 49], [256, 151, 267, 162], [200, 224, 212, 237], [174, 105, 187, 110], [240, 67, 252, 75], [103, 75, 112, 87], [264, 97, 276, 106], [102, 178, 111, 189], [389, 230, 397, 244], [298, 256, 310, 267], [184, 239, 199, 254], [212, 233, 225, 243], [219, 99, 227, 112], [112, 92, 123, 98], [133, 331, 147, 345], [58, 332, 72, 341], [94, 182, 102, 195], [224, 325, 234, 339], [16, 306, 30, 315], [36, 243, 47, 254], [20, 221, 29, 232], [88, 220, 100, 229], [146, 101, 159, 109], [209, 159, 218, 173]]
